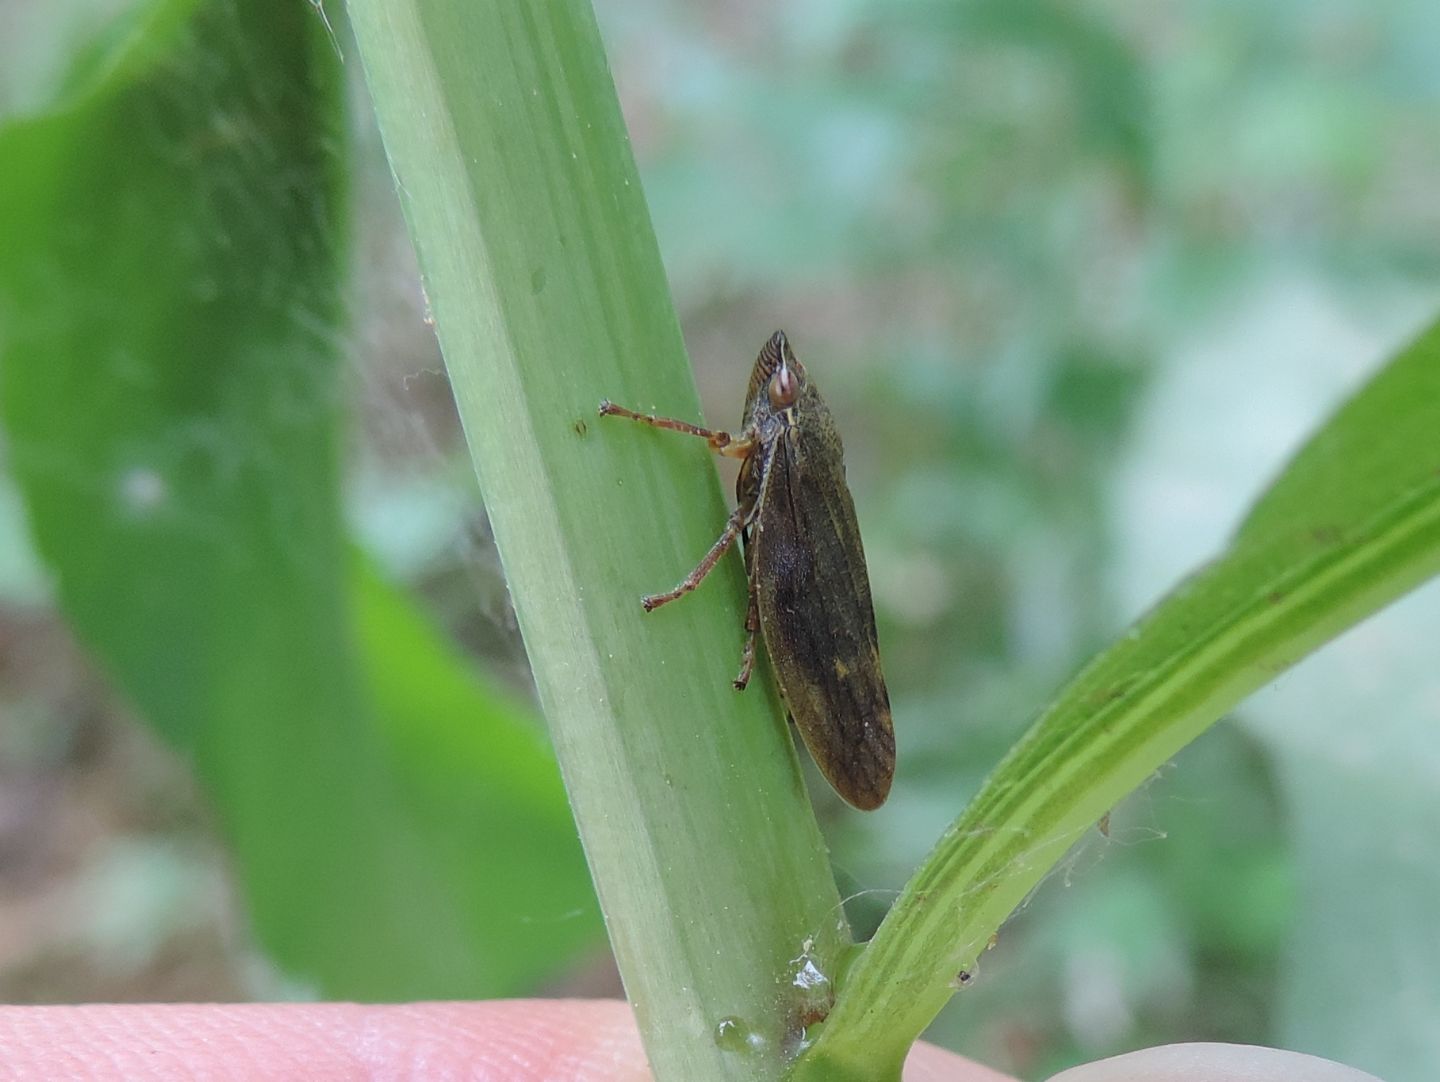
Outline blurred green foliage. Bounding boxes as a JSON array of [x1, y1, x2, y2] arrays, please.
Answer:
[[597, 0, 1440, 1077], [1, 0, 1437, 1078], [0, 0, 598, 1000]]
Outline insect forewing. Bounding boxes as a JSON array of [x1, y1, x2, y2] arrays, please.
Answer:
[[750, 389, 895, 809]]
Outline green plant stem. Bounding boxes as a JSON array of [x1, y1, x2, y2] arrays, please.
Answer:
[[346, 2, 847, 1078]]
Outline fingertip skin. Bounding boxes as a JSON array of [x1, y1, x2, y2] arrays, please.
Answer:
[[0, 999, 1013, 1081], [0, 1000, 651, 1082], [1044, 1043, 1384, 1082]]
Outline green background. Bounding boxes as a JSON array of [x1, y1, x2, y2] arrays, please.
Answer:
[[1, 0, 1437, 1077]]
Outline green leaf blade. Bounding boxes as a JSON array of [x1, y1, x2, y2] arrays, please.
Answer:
[[795, 319, 1440, 1078]]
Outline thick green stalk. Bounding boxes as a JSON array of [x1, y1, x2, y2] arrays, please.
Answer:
[[346, 2, 847, 1078]]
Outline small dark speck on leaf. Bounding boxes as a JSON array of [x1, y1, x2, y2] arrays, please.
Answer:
[[574, 418, 588, 437]]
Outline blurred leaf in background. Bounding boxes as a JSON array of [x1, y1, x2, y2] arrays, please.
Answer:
[[0, 0, 599, 1001], [1, 0, 1438, 1078], [1114, 286, 1440, 1079]]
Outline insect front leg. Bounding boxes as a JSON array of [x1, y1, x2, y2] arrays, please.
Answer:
[[733, 582, 761, 691], [598, 400, 756, 456], [642, 505, 746, 612]]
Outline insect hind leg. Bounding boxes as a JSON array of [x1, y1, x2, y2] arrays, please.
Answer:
[[642, 506, 745, 612]]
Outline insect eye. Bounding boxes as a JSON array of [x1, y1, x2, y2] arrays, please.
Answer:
[[769, 367, 798, 408]]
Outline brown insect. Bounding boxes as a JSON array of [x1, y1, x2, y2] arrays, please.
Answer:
[[599, 331, 894, 809]]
